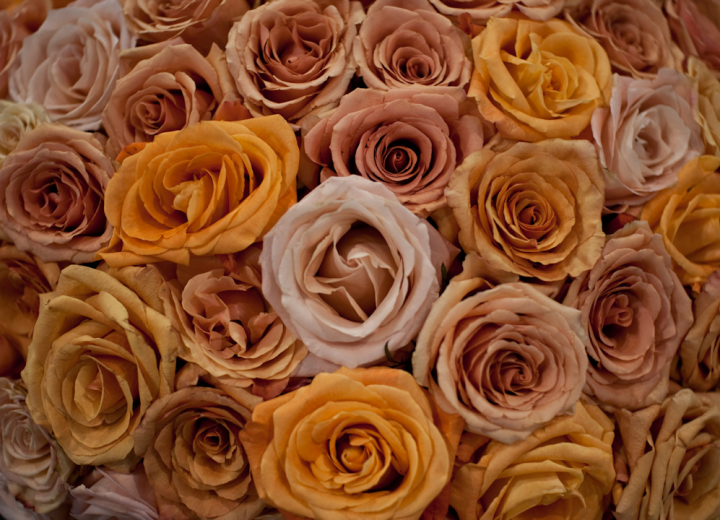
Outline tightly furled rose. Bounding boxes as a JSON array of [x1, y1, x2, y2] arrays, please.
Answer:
[[0, 378, 74, 514], [665, 0, 720, 76], [98, 117, 298, 267], [414, 254, 587, 443], [261, 176, 456, 372], [0, 123, 114, 264], [303, 88, 488, 216], [591, 69, 703, 208], [565, 0, 682, 79], [103, 43, 240, 159], [133, 373, 264, 520], [0, 0, 47, 99], [353, 0, 472, 92], [468, 16, 612, 141], [9, 0, 134, 131], [70, 466, 158, 520], [688, 57, 720, 157], [226, 0, 363, 125], [613, 389, 720, 520], [641, 155, 720, 286], [240, 367, 464, 520], [0, 101, 49, 167], [426, 0, 564, 21], [451, 400, 615, 520], [21, 265, 179, 470], [446, 139, 605, 281], [563, 221, 692, 410]]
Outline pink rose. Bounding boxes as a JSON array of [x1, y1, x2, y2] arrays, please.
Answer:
[[0, 124, 114, 263], [70, 467, 158, 520], [563, 220, 693, 410], [665, 0, 720, 76], [426, 0, 564, 21]]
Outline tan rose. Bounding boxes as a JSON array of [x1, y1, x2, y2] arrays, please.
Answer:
[[451, 400, 615, 520], [0, 0, 48, 99], [21, 265, 179, 469], [239, 367, 464, 520], [70, 466, 158, 520], [0, 101, 50, 167], [688, 57, 720, 157], [226, 0, 363, 125], [427, 0, 565, 21], [640, 155, 720, 286], [468, 16, 612, 141], [446, 139, 605, 281], [353, 0, 472, 92], [613, 389, 720, 520]]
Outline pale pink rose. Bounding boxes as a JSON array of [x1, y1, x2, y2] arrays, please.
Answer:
[[0, 124, 114, 263], [354, 0, 471, 92], [426, 0, 564, 21], [226, 0, 363, 125], [302, 88, 488, 217], [591, 69, 704, 208], [261, 175, 457, 372], [70, 467, 158, 520], [563, 220, 693, 410], [0, 0, 48, 99], [665, 0, 720, 76]]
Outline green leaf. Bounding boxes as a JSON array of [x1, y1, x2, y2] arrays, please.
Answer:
[[384, 342, 395, 363]]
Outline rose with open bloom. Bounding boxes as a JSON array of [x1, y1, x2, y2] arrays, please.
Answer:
[[665, 0, 720, 76], [239, 367, 464, 520], [451, 400, 616, 520], [353, 0, 472, 92], [226, 0, 363, 125], [414, 254, 588, 443], [261, 175, 456, 372], [21, 265, 179, 470], [0, 123, 115, 264], [468, 16, 612, 141], [426, 0, 564, 21], [98, 116, 299, 267], [70, 466, 158, 520], [302, 88, 488, 216], [446, 139, 605, 281], [563, 220, 692, 410]]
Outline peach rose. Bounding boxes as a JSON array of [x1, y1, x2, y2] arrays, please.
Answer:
[[468, 16, 612, 141], [21, 265, 179, 470], [98, 117, 299, 267], [688, 57, 720, 157], [427, 0, 564, 21], [563, 220, 692, 410], [0, 123, 115, 264], [103, 43, 240, 159], [70, 466, 158, 520], [133, 370, 264, 520], [414, 254, 588, 443], [446, 139, 605, 281], [665, 0, 720, 76], [591, 69, 703, 208], [239, 367, 464, 520], [9, 0, 134, 131], [353, 0, 472, 92], [302, 88, 488, 216], [640, 155, 720, 286], [261, 175, 456, 372], [451, 400, 615, 520], [0, 101, 50, 167], [226, 0, 363, 125], [613, 389, 720, 520], [0, 0, 47, 99]]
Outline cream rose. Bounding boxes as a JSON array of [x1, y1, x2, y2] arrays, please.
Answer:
[[0, 101, 50, 167]]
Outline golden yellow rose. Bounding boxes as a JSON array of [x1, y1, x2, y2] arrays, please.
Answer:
[[468, 15, 612, 141], [239, 367, 464, 520], [640, 155, 720, 286], [98, 116, 299, 267]]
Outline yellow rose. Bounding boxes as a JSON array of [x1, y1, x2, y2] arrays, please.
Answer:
[[468, 15, 612, 141], [98, 116, 299, 267]]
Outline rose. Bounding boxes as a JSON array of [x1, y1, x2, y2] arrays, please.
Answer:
[[688, 57, 720, 157], [0, 101, 49, 166], [613, 389, 720, 520], [0, 378, 74, 515], [239, 367, 464, 520], [302, 88, 488, 216], [591, 69, 703, 208], [353, 0, 472, 92], [0, 0, 48, 99], [0, 123, 115, 263], [9, 0, 134, 131], [640, 155, 720, 286], [563, 220, 693, 410], [21, 265, 179, 469], [226, 0, 364, 125], [70, 466, 158, 520], [450, 400, 615, 520], [261, 175, 457, 371], [98, 116, 299, 267], [0, 475, 60, 520], [665, 0, 720, 75], [426, 0, 564, 21], [103, 43, 240, 159], [468, 16, 612, 141], [446, 139, 605, 281], [133, 369, 264, 520]]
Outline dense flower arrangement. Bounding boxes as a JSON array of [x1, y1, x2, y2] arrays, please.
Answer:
[[1, 0, 720, 518]]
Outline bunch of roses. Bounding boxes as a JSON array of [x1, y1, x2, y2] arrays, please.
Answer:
[[1, 0, 720, 519]]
